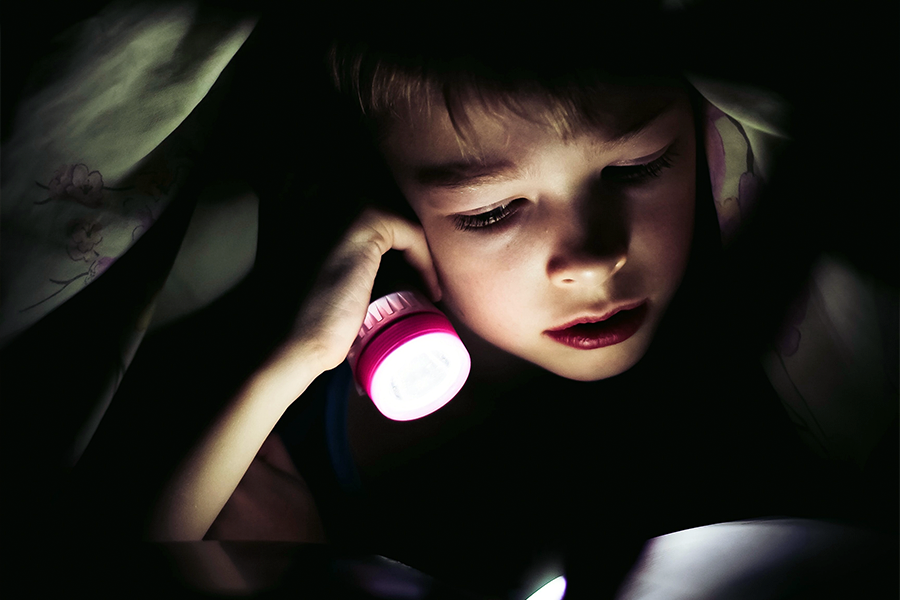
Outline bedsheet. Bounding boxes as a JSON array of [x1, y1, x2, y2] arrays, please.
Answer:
[[1, 1, 256, 344], [1, 1, 258, 470]]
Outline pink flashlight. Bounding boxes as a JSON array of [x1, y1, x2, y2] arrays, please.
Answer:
[[347, 291, 471, 421]]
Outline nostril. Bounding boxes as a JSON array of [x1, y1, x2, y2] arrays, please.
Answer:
[[548, 250, 628, 286]]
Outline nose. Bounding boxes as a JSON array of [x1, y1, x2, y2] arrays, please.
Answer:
[[547, 245, 628, 286], [546, 194, 629, 287]]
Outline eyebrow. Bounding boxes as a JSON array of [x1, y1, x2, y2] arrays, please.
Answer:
[[413, 159, 522, 189], [410, 104, 675, 190]]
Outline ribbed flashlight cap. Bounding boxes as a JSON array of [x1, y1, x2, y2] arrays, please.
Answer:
[[347, 290, 441, 372], [347, 290, 470, 421]]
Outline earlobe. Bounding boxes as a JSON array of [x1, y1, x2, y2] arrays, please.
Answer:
[[421, 253, 443, 303], [410, 230, 442, 303], [430, 278, 443, 303]]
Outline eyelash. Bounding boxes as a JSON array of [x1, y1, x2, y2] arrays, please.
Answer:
[[602, 147, 678, 183], [452, 147, 678, 232], [454, 202, 518, 231]]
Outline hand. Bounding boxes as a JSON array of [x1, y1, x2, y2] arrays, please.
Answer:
[[293, 207, 441, 374]]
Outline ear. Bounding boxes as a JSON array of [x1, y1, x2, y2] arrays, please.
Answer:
[[371, 240, 442, 303]]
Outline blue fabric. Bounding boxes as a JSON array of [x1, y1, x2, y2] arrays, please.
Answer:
[[276, 360, 364, 497], [325, 361, 364, 494]]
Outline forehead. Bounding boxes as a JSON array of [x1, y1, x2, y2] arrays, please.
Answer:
[[380, 86, 690, 186]]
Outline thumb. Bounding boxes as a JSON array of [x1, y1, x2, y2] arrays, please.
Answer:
[[394, 228, 442, 303], [365, 208, 442, 303]]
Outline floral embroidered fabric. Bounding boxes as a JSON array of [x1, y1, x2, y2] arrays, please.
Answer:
[[0, 1, 257, 345]]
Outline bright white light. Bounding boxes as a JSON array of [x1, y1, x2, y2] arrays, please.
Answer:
[[369, 331, 470, 421], [526, 575, 567, 600], [614, 518, 894, 599]]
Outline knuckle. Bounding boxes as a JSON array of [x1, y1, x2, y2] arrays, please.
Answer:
[[357, 214, 397, 254]]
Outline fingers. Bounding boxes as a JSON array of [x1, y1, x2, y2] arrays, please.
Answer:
[[349, 208, 442, 302], [291, 206, 441, 375]]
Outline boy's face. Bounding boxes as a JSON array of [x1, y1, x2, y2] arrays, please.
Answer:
[[379, 89, 696, 381]]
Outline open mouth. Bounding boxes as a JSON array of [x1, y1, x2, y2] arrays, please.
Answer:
[[544, 303, 648, 350]]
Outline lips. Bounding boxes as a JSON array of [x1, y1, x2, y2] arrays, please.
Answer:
[[544, 302, 648, 350]]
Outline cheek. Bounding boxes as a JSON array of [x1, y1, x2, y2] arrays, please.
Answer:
[[672, 163, 698, 257], [411, 214, 503, 323], [432, 239, 504, 312], [643, 170, 697, 282], [426, 230, 533, 327]]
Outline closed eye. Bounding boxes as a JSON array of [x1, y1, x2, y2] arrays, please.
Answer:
[[603, 147, 678, 184], [453, 200, 522, 231]]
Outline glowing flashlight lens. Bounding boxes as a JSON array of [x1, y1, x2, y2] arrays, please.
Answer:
[[369, 331, 469, 420], [349, 291, 470, 421]]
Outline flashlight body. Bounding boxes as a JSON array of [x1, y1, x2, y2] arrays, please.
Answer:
[[347, 291, 470, 421]]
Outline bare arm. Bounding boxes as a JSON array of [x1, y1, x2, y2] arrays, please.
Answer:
[[147, 208, 440, 541], [148, 340, 320, 541]]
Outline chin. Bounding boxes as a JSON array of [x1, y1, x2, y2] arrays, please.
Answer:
[[538, 340, 651, 382], [550, 360, 639, 382]]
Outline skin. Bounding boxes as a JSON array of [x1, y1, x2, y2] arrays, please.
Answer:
[[379, 90, 697, 381]]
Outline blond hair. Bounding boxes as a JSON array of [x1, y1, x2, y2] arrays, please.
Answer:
[[327, 20, 685, 154]]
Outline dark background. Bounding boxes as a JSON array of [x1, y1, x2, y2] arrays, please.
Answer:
[[2, 0, 897, 596]]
